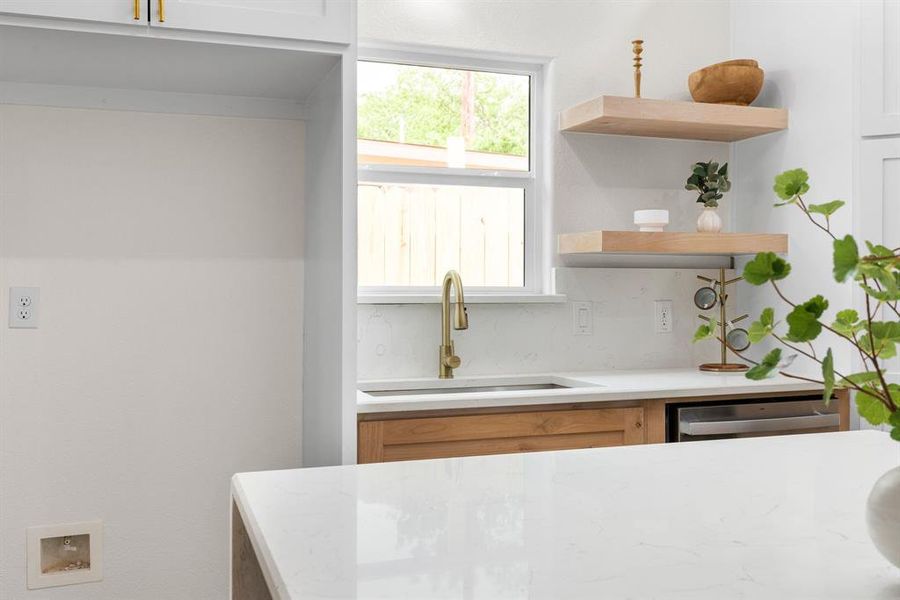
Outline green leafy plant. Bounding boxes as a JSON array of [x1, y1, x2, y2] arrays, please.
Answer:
[[685, 161, 732, 208], [693, 168, 899, 441]]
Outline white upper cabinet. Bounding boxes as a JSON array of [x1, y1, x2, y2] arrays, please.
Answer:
[[150, 0, 351, 43], [0, 0, 144, 24], [861, 0, 900, 136], [0, 0, 352, 44]]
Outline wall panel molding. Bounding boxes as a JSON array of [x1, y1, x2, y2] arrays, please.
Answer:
[[861, 0, 900, 136], [859, 138, 900, 387]]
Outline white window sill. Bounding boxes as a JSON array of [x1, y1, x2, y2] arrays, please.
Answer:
[[357, 293, 567, 305]]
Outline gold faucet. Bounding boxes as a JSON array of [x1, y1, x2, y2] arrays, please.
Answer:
[[439, 270, 468, 379]]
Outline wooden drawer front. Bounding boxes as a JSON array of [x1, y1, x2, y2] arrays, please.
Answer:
[[358, 407, 644, 463]]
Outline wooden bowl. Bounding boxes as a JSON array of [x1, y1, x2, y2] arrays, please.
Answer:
[[688, 59, 764, 106]]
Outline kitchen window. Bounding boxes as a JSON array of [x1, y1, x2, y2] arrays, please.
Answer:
[[357, 48, 546, 300]]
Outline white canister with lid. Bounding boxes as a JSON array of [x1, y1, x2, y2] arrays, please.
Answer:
[[633, 209, 669, 232]]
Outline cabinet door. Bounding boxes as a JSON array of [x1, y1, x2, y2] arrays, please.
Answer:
[[861, 0, 900, 136], [0, 0, 143, 24], [358, 407, 646, 463], [150, 0, 351, 44], [860, 138, 900, 385]]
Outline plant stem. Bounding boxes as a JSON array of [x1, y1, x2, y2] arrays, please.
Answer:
[[771, 279, 882, 365], [779, 372, 829, 385], [774, 334, 818, 362], [795, 194, 837, 241], [770, 334, 874, 397], [717, 336, 828, 386], [889, 302, 900, 319], [770, 280, 796, 308], [872, 279, 900, 319], [859, 254, 900, 263], [851, 330, 873, 371], [767, 280, 890, 402], [863, 276, 898, 411]]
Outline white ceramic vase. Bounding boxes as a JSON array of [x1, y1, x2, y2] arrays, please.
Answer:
[[697, 206, 723, 233], [867, 465, 900, 569]]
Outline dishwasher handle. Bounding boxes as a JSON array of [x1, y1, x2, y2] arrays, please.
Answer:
[[680, 413, 840, 437]]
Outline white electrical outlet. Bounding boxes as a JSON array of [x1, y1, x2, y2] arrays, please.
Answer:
[[654, 300, 673, 333], [572, 302, 593, 335], [9, 287, 39, 329]]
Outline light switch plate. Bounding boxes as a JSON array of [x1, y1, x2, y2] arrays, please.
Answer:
[[572, 302, 593, 335], [9, 287, 39, 329]]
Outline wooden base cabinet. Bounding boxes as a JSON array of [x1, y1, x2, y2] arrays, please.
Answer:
[[358, 391, 851, 464], [358, 406, 644, 464]]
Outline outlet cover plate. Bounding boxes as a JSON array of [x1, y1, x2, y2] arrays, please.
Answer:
[[572, 302, 593, 335], [9, 287, 39, 329], [654, 299, 673, 333], [27, 520, 103, 589]]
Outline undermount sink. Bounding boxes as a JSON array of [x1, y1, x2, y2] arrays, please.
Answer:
[[365, 383, 571, 397], [359, 376, 604, 398]]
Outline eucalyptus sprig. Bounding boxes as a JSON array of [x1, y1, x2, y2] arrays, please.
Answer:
[[685, 160, 731, 208], [693, 168, 900, 441]]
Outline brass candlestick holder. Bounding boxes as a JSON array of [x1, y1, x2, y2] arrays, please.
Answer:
[[632, 39, 643, 98], [696, 267, 749, 372]]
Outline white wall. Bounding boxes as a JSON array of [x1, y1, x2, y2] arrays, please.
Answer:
[[731, 1, 857, 380], [357, 0, 734, 379], [0, 106, 304, 599], [302, 57, 359, 467]]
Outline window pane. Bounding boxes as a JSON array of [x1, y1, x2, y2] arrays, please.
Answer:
[[357, 61, 529, 172], [358, 183, 525, 287]]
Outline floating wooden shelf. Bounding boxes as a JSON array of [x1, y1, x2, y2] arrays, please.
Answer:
[[559, 95, 788, 142], [558, 231, 789, 256]]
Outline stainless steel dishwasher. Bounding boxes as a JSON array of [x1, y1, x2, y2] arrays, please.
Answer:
[[666, 396, 841, 442]]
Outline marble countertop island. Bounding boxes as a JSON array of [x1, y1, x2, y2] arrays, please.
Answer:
[[231, 431, 899, 599]]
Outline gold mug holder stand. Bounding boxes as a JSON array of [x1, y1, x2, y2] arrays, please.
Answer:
[[696, 267, 749, 373]]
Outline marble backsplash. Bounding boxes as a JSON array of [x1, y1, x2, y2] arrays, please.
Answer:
[[358, 268, 733, 380]]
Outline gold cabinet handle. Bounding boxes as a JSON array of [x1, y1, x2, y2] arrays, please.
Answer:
[[133, 0, 140, 20], [158, 0, 165, 22]]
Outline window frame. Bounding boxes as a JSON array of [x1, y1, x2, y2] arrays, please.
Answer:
[[356, 43, 548, 299]]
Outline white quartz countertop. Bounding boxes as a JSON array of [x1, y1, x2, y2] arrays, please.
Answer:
[[232, 431, 900, 599], [357, 368, 824, 413]]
